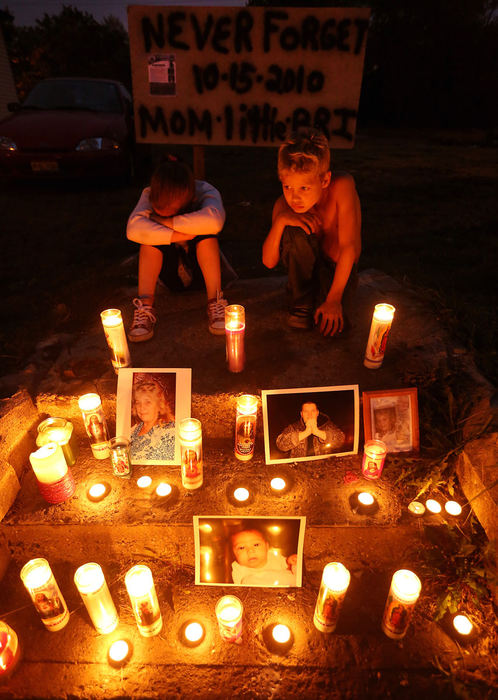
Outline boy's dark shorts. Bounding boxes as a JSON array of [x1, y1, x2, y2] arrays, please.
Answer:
[[153, 234, 217, 292]]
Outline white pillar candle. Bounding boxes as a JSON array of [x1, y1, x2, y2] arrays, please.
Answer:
[[235, 394, 257, 461], [100, 308, 131, 372], [78, 393, 110, 459], [36, 417, 78, 466], [179, 418, 203, 490], [364, 303, 395, 369], [215, 595, 243, 643], [314, 562, 351, 633], [29, 443, 75, 504], [20, 558, 69, 631], [74, 563, 118, 635], [225, 305, 245, 373], [361, 439, 387, 479], [125, 565, 162, 637], [382, 569, 421, 639]]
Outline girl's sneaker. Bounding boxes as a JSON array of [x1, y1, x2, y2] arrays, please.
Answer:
[[207, 291, 227, 335], [128, 298, 156, 342]]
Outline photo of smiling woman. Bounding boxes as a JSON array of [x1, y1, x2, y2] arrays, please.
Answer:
[[130, 372, 176, 462]]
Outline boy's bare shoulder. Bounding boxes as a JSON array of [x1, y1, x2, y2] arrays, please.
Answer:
[[272, 194, 288, 217]]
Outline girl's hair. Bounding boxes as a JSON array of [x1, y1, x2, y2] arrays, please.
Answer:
[[278, 127, 331, 177], [149, 154, 195, 211], [132, 373, 175, 424]]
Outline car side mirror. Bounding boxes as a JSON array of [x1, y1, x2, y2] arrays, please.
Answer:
[[7, 102, 20, 112]]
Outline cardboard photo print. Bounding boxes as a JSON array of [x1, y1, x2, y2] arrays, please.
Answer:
[[116, 368, 191, 465], [363, 388, 419, 453], [194, 516, 306, 587], [262, 386, 359, 464]]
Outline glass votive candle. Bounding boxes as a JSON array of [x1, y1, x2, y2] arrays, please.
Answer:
[[179, 418, 203, 490], [87, 482, 111, 502], [109, 436, 132, 479], [100, 308, 131, 372], [314, 562, 351, 633], [225, 304, 245, 373], [20, 558, 69, 631], [271, 477, 286, 492], [74, 563, 118, 635], [445, 501, 462, 517], [108, 639, 132, 667], [78, 393, 110, 459], [156, 482, 172, 497], [426, 499, 442, 514], [362, 439, 387, 479], [234, 394, 258, 461], [453, 614, 473, 636], [137, 476, 152, 489], [125, 565, 162, 637], [36, 416, 78, 466], [215, 595, 243, 643], [0, 621, 20, 679], [364, 303, 395, 369], [381, 569, 422, 639], [408, 501, 425, 516], [233, 487, 250, 502]]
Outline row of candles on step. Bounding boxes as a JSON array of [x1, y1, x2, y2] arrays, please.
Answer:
[[101, 303, 396, 375], [0, 558, 475, 678]]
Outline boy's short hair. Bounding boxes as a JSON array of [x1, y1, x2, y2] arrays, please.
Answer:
[[278, 127, 330, 177], [150, 156, 195, 211]]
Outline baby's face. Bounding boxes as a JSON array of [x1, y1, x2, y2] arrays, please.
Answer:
[[232, 530, 269, 568]]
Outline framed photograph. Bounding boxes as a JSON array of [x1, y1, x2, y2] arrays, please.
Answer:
[[116, 368, 191, 465], [194, 516, 306, 587], [262, 385, 359, 464], [362, 388, 419, 453]]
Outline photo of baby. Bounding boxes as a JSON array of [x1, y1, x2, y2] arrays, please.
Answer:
[[363, 388, 419, 453], [194, 516, 305, 587]]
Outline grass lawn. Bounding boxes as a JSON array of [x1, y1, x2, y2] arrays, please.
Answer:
[[0, 127, 496, 389]]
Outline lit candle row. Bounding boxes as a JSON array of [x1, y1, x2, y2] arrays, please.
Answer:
[[408, 499, 463, 517]]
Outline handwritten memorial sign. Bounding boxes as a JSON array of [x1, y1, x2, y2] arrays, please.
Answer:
[[128, 6, 370, 148]]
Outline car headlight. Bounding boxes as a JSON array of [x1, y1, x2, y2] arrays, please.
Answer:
[[75, 137, 120, 151], [0, 136, 17, 151]]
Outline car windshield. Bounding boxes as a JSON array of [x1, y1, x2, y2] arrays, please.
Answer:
[[23, 80, 123, 113]]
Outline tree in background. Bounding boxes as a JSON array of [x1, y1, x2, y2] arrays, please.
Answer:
[[0, 5, 131, 100]]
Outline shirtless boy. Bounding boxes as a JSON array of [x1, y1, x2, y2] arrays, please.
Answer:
[[262, 128, 361, 335]]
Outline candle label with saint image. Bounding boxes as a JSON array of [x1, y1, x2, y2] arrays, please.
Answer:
[[78, 393, 110, 459], [179, 418, 203, 490], [20, 559, 69, 631], [100, 309, 131, 371], [74, 563, 118, 635], [182, 447, 202, 489], [361, 439, 387, 480], [215, 595, 243, 643], [235, 413, 256, 460], [110, 437, 132, 478], [125, 565, 162, 637], [381, 569, 421, 639], [313, 562, 351, 633], [364, 304, 395, 369]]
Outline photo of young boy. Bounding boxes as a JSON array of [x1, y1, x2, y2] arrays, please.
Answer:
[[194, 516, 306, 587]]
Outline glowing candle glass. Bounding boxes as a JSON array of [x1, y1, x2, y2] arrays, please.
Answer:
[[179, 418, 203, 490], [78, 393, 110, 459], [362, 439, 387, 479], [36, 417, 78, 466], [156, 482, 172, 497], [125, 565, 162, 637], [272, 624, 291, 644], [408, 501, 425, 517], [225, 304, 245, 373], [0, 621, 20, 679], [184, 622, 204, 644], [364, 303, 395, 369], [445, 501, 462, 517], [108, 639, 131, 667], [235, 394, 257, 461], [426, 499, 442, 514], [358, 492, 375, 506], [109, 436, 132, 479], [215, 595, 243, 643], [100, 308, 131, 373], [137, 476, 152, 489], [271, 477, 286, 492], [29, 443, 75, 504], [453, 614, 473, 636], [382, 569, 421, 639], [74, 563, 118, 635], [20, 558, 69, 631], [314, 562, 351, 633], [233, 487, 249, 502], [87, 482, 110, 502]]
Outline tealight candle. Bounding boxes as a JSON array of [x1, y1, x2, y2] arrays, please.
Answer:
[[0, 621, 20, 679], [125, 565, 162, 637], [225, 304, 245, 373], [20, 558, 70, 631], [87, 482, 110, 502], [78, 393, 110, 459], [382, 569, 421, 639], [445, 501, 462, 516], [271, 477, 286, 492], [426, 499, 442, 514], [358, 492, 375, 506], [408, 501, 425, 516], [137, 476, 152, 489], [179, 418, 203, 490], [156, 482, 172, 497], [215, 595, 243, 643], [108, 639, 131, 666], [184, 622, 204, 644], [314, 561, 351, 633], [362, 439, 387, 479], [453, 614, 473, 636], [36, 417, 78, 466], [364, 303, 395, 369], [29, 443, 75, 504], [100, 308, 131, 372], [235, 394, 257, 461], [233, 487, 249, 502], [272, 624, 291, 644], [74, 563, 118, 635]]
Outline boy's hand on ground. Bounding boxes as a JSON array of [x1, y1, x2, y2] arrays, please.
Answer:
[[314, 300, 343, 336]]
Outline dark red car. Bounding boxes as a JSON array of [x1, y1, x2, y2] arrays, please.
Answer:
[[0, 77, 134, 179]]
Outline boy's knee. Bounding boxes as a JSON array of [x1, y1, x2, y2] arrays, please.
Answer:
[[281, 226, 318, 259]]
